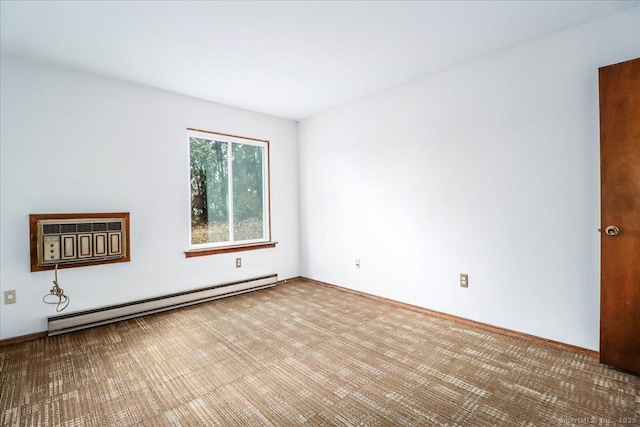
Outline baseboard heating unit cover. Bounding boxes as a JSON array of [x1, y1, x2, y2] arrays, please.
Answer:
[[47, 274, 278, 336]]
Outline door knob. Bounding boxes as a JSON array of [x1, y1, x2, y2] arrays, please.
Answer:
[[604, 225, 620, 236]]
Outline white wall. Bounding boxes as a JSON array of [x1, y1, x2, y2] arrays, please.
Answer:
[[0, 56, 300, 339], [299, 9, 639, 351]]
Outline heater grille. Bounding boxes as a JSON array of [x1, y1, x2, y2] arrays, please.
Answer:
[[30, 213, 130, 271]]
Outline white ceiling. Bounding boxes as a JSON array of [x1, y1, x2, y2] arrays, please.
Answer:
[[1, 1, 638, 121]]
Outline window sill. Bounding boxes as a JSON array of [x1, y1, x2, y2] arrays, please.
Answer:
[[185, 242, 277, 258]]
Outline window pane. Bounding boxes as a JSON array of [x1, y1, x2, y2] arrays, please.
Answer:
[[232, 143, 264, 241], [190, 137, 229, 244]]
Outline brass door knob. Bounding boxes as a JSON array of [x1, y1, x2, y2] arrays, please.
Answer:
[[604, 225, 620, 236]]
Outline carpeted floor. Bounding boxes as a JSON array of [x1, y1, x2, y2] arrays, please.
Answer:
[[1, 279, 638, 426]]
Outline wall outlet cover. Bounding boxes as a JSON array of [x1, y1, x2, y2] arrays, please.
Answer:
[[460, 274, 469, 288], [4, 290, 16, 304]]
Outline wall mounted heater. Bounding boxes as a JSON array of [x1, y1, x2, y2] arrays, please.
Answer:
[[30, 212, 130, 272], [47, 274, 277, 336]]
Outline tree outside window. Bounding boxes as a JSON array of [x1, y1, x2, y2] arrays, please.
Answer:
[[189, 131, 269, 248]]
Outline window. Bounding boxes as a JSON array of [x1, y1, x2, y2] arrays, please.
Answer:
[[187, 129, 272, 255]]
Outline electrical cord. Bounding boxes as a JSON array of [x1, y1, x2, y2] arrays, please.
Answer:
[[43, 264, 70, 312]]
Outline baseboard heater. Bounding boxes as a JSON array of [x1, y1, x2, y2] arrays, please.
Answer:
[[47, 274, 278, 336]]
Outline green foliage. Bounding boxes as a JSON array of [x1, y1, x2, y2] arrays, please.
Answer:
[[190, 137, 265, 243], [190, 137, 228, 227], [233, 143, 263, 223]]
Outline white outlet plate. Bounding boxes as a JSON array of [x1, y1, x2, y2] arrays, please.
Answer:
[[236, 258, 242, 268], [4, 290, 16, 304], [460, 274, 468, 288]]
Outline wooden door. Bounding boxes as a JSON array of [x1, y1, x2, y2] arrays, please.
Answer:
[[599, 57, 640, 374]]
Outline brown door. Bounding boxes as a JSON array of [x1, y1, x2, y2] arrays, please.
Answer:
[[599, 57, 640, 374]]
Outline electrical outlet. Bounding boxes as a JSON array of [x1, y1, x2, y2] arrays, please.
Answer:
[[4, 290, 16, 304], [460, 274, 468, 288], [355, 259, 361, 269], [236, 258, 242, 268]]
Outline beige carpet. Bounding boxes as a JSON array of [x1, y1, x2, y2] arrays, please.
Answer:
[[1, 279, 638, 426]]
